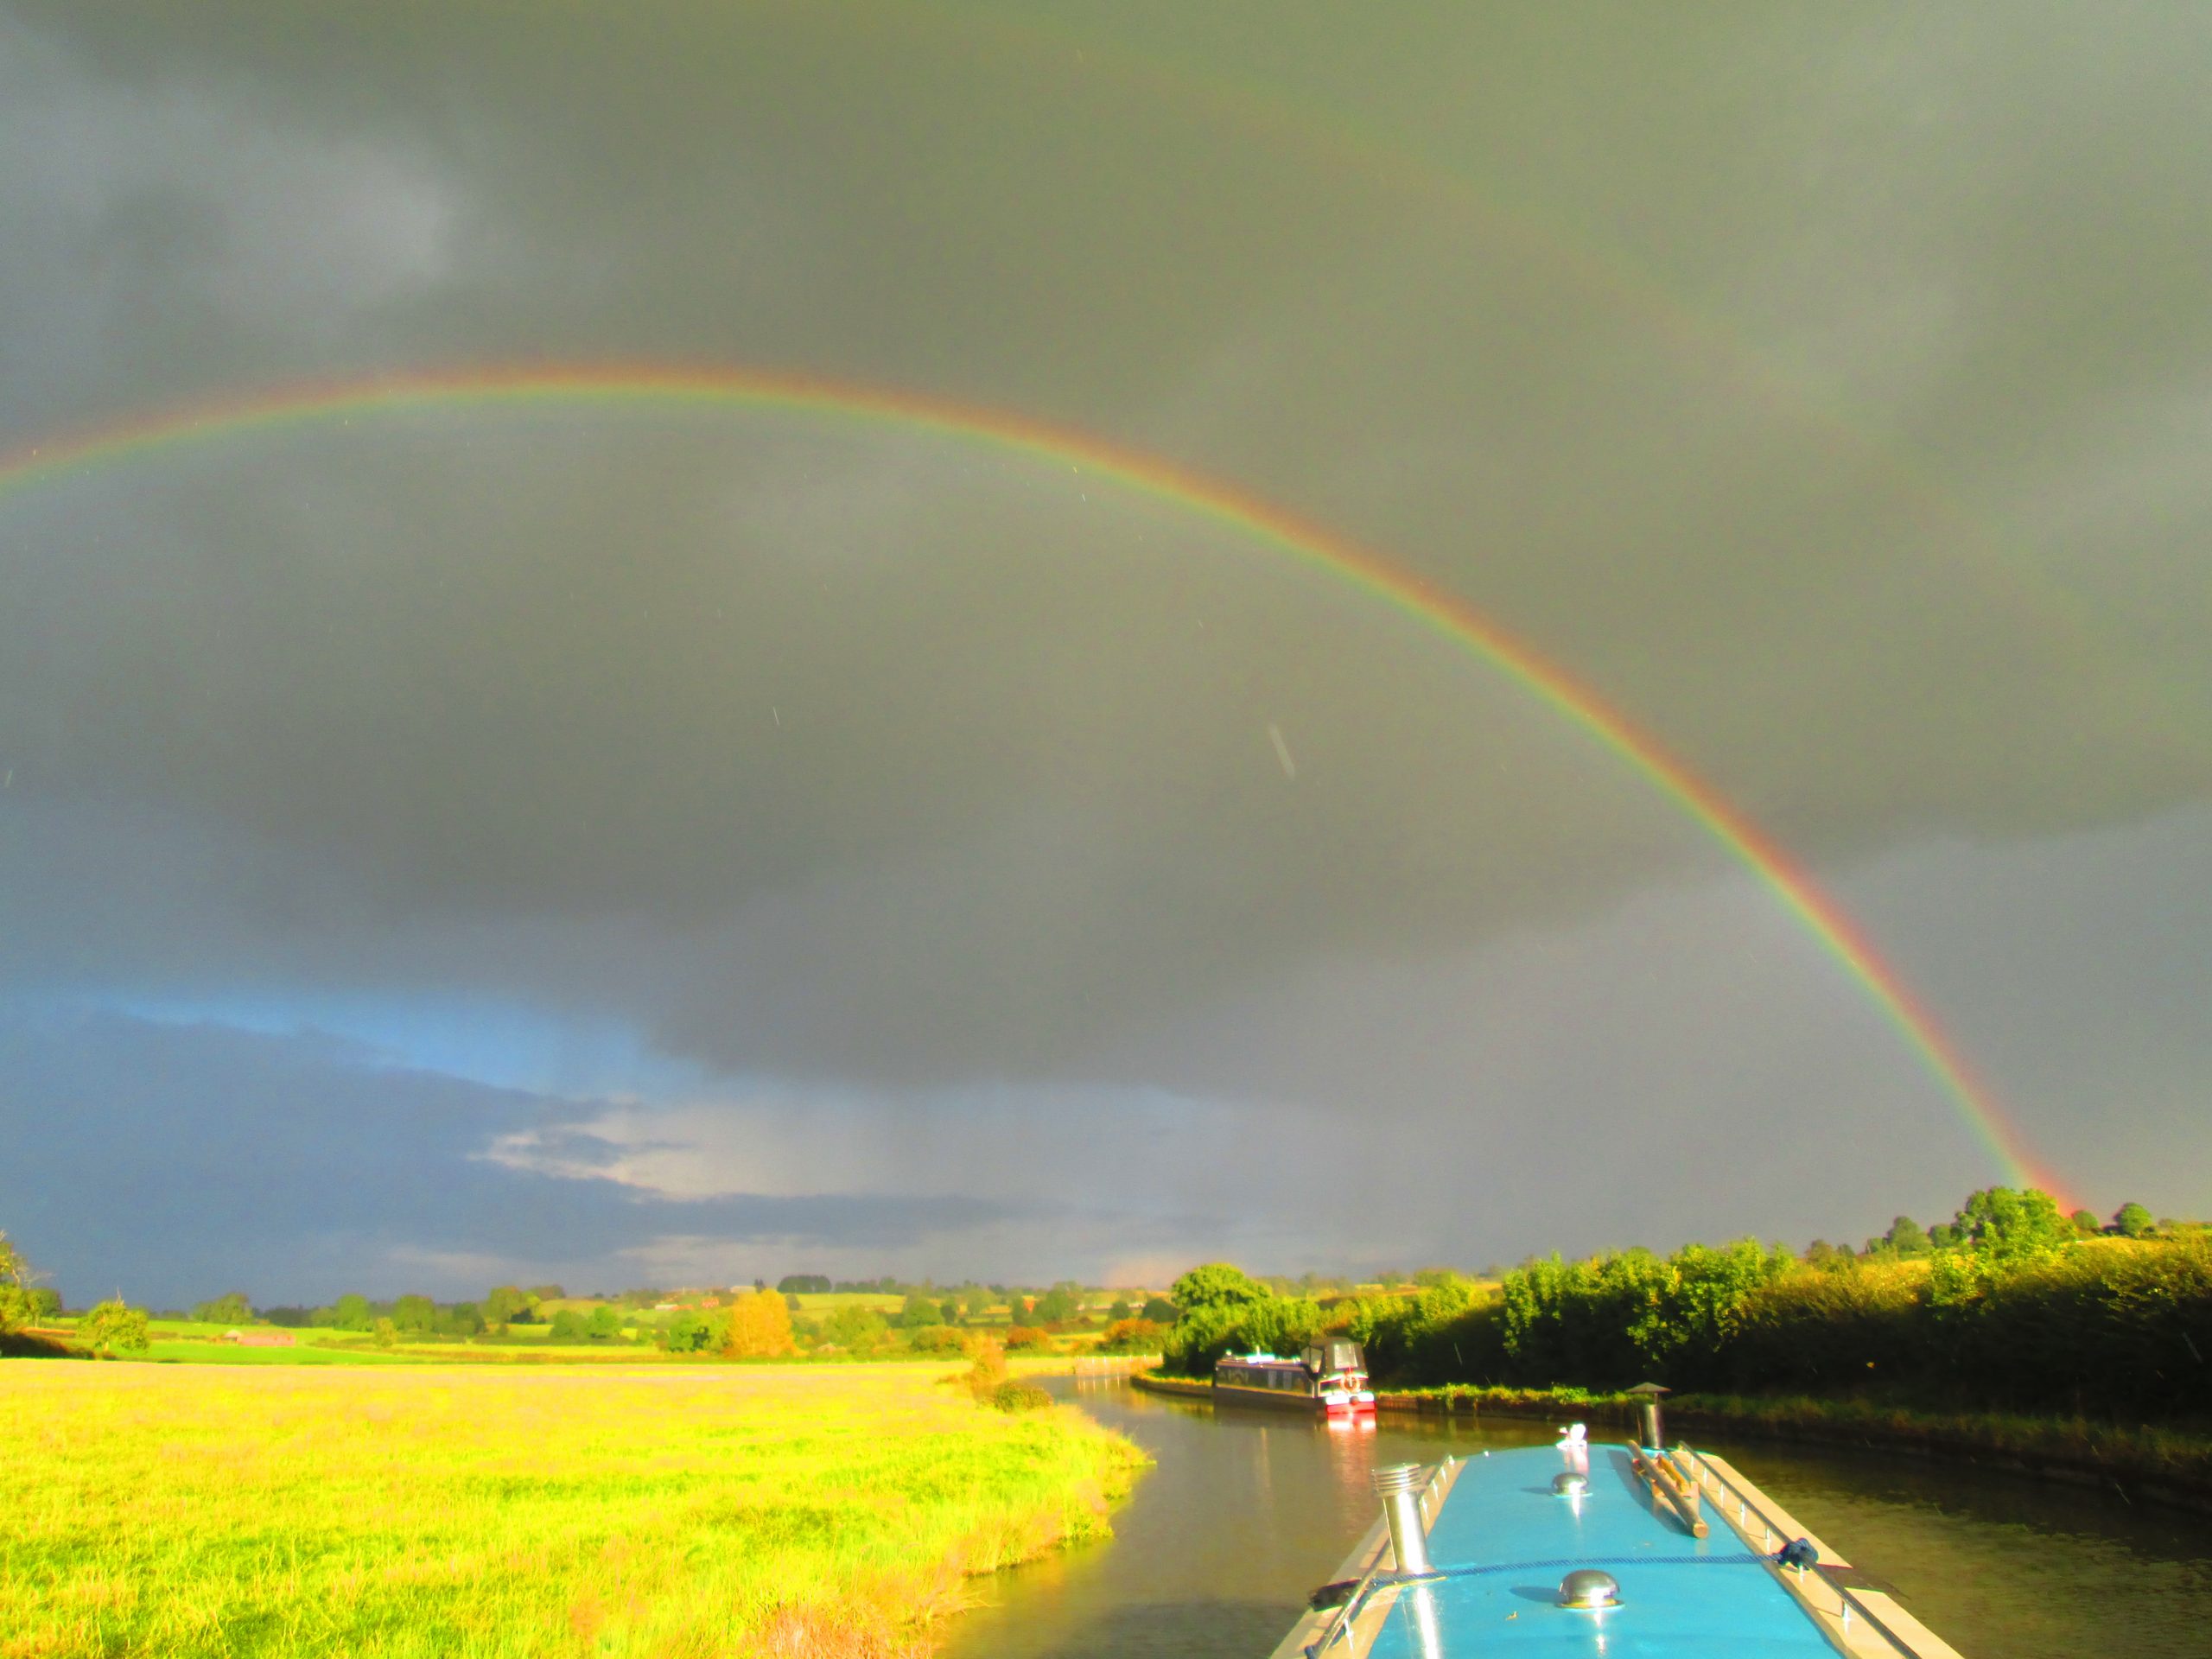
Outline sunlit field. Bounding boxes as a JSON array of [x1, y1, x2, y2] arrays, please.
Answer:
[[0, 1362, 1141, 1658]]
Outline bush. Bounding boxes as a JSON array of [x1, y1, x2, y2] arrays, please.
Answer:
[[965, 1339, 1008, 1402], [905, 1324, 968, 1356], [79, 1300, 150, 1356], [991, 1382, 1052, 1412], [661, 1310, 719, 1353], [1098, 1318, 1163, 1353], [1003, 1325, 1050, 1351]]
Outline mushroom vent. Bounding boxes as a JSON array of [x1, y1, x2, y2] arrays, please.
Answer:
[[1370, 1463, 1425, 1497], [1551, 1472, 1590, 1497], [1558, 1569, 1622, 1610]]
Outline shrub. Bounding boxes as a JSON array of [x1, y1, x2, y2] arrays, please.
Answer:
[[1098, 1318, 1163, 1353], [991, 1382, 1053, 1412], [78, 1300, 150, 1356], [905, 1324, 968, 1356], [965, 1339, 1008, 1402], [1003, 1325, 1051, 1351], [661, 1310, 719, 1353]]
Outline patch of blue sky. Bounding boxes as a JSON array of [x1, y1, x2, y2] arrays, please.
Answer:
[[65, 986, 706, 1102]]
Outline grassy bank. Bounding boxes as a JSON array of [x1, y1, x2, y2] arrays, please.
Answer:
[[1372, 1383, 2212, 1508], [0, 1361, 1142, 1657]]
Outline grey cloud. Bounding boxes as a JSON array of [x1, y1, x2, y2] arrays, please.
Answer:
[[0, 1010, 1013, 1306], [0, 2, 2208, 1274]]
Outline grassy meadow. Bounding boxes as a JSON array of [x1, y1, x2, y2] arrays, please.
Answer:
[[0, 1361, 1142, 1658]]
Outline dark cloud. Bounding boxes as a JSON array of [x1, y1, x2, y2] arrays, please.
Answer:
[[0, 1011, 1010, 1306], [0, 3, 2208, 1284]]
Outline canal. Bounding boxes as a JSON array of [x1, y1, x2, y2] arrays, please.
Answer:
[[942, 1378, 2212, 1659]]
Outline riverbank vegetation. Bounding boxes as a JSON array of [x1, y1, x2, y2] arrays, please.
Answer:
[[1160, 1190, 2212, 1427], [0, 1361, 1141, 1657]]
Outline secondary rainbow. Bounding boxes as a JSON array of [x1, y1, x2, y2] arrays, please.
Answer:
[[0, 361, 2063, 1197]]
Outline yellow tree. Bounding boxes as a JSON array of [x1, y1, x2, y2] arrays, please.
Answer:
[[720, 1287, 796, 1358]]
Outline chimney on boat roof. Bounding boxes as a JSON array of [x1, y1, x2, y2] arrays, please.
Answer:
[[1628, 1382, 1669, 1450], [1370, 1464, 1436, 1579]]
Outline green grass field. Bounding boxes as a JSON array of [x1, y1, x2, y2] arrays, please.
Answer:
[[0, 1360, 1141, 1657]]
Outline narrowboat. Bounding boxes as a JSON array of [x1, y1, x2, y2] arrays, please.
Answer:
[[1272, 1398, 1963, 1659], [1215, 1339, 1377, 1417]]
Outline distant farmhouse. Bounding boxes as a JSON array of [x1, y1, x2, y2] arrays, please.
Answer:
[[224, 1329, 296, 1347]]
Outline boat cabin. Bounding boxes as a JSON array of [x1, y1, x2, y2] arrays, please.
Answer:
[[1213, 1339, 1376, 1415]]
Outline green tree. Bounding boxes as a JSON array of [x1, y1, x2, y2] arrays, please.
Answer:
[[662, 1310, 716, 1352], [1140, 1295, 1177, 1325], [0, 1230, 29, 1334], [586, 1305, 624, 1341], [2113, 1202, 2155, 1238], [1033, 1286, 1077, 1325], [939, 1297, 962, 1325], [527, 1284, 566, 1302], [899, 1293, 939, 1329], [79, 1300, 150, 1355], [372, 1317, 398, 1349], [1168, 1263, 1268, 1314], [391, 1294, 437, 1332], [327, 1294, 374, 1332], [192, 1292, 253, 1325], [549, 1308, 588, 1341], [1885, 1217, 1930, 1255], [1954, 1188, 2072, 1262], [824, 1306, 888, 1351], [2069, 1209, 2101, 1236], [483, 1286, 535, 1328], [1108, 1300, 1132, 1323]]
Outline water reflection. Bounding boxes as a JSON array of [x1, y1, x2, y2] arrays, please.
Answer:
[[943, 1381, 2212, 1659]]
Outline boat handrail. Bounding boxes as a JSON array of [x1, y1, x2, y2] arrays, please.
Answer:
[[1675, 1448, 1963, 1659], [1305, 1457, 1454, 1657]]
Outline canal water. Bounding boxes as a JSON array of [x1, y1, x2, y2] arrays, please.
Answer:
[[941, 1378, 2212, 1659]]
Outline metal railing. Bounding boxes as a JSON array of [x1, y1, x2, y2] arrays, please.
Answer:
[[1672, 1448, 1944, 1659], [1306, 1458, 1455, 1657]]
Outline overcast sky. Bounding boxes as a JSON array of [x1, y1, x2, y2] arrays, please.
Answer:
[[3, 3, 2209, 1307]]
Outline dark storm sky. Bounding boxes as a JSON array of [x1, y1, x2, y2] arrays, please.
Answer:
[[2, 2, 2208, 1305]]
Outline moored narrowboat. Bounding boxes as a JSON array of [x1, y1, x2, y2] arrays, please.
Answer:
[[1214, 1339, 1377, 1417], [1273, 1400, 1965, 1658]]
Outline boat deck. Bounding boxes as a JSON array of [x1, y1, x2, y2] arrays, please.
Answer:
[[1282, 1441, 1966, 1659]]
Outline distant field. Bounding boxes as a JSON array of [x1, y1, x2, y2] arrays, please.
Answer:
[[136, 1341, 424, 1366], [0, 1361, 1140, 1656]]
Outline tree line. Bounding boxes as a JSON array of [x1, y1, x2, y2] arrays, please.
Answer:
[[1160, 1190, 2212, 1422]]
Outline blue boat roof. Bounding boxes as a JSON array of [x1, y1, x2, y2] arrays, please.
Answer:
[[1361, 1445, 1838, 1659]]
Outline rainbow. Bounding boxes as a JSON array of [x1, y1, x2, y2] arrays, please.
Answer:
[[0, 362, 2063, 1198]]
